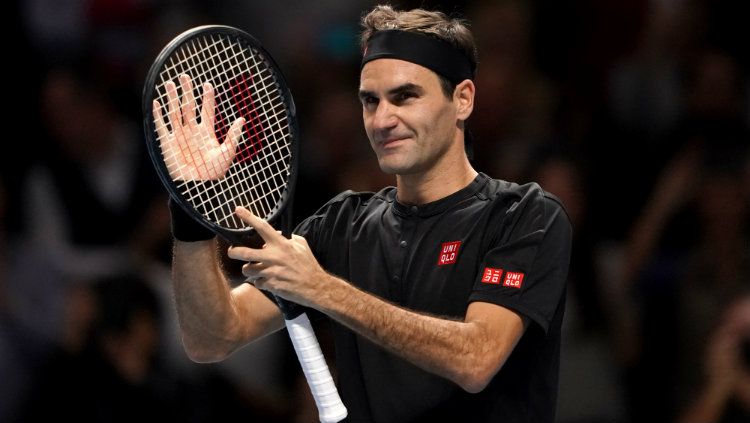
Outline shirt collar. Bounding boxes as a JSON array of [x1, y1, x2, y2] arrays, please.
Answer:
[[391, 173, 488, 218]]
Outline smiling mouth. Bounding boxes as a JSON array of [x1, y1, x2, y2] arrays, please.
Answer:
[[380, 137, 409, 148]]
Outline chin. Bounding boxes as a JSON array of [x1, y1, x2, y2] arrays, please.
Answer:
[[377, 163, 401, 175], [377, 160, 402, 174], [378, 160, 421, 176], [376, 147, 431, 175]]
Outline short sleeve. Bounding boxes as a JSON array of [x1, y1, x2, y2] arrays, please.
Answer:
[[293, 190, 361, 261], [469, 190, 572, 333], [294, 211, 325, 258]]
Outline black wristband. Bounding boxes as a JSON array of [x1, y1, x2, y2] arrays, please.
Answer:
[[168, 197, 215, 242]]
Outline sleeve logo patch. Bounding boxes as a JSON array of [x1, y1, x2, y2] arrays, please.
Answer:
[[481, 267, 504, 284], [503, 271, 525, 289], [438, 241, 462, 266]]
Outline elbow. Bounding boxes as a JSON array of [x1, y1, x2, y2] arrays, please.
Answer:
[[181, 334, 232, 363], [456, 362, 498, 394], [184, 347, 227, 364], [454, 347, 508, 393], [457, 371, 493, 394]]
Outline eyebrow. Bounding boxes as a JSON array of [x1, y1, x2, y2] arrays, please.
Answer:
[[358, 82, 424, 101]]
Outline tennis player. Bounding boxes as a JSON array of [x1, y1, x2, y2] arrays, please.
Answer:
[[169, 5, 571, 422]]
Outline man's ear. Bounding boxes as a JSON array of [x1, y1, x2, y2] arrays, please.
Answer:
[[454, 79, 475, 121]]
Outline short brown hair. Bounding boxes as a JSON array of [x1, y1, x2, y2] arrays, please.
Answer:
[[360, 5, 478, 97]]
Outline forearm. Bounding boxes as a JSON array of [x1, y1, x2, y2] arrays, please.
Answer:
[[315, 274, 518, 393], [173, 239, 281, 362], [224, 212, 523, 391]]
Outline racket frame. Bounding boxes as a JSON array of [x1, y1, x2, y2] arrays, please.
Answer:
[[141, 25, 299, 247]]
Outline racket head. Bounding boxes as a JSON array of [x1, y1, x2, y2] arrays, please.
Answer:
[[142, 25, 299, 245]]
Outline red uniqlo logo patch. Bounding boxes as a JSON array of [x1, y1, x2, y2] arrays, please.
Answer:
[[481, 267, 504, 284], [437, 241, 461, 265], [503, 271, 525, 289]]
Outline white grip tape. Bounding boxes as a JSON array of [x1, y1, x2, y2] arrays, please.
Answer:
[[286, 313, 348, 423]]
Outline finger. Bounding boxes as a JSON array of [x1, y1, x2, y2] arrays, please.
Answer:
[[242, 262, 265, 279], [250, 276, 268, 291], [153, 99, 179, 175], [165, 81, 181, 130], [179, 74, 197, 128], [227, 245, 271, 263], [200, 82, 216, 128], [242, 262, 277, 280], [152, 100, 169, 141], [220, 117, 244, 158], [291, 234, 309, 245], [234, 207, 285, 244]]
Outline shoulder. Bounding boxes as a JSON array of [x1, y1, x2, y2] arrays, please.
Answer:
[[309, 186, 395, 218], [482, 175, 568, 213], [480, 175, 571, 234], [295, 186, 394, 233]]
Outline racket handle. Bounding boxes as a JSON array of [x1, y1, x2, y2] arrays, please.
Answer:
[[285, 313, 348, 423]]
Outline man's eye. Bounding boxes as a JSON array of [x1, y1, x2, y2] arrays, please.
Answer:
[[362, 96, 378, 106], [395, 92, 416, 102]]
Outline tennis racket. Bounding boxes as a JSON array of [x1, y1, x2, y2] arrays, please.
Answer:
[[142, 25, 346, 423]]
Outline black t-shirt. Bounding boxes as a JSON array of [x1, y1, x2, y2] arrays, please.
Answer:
[[295, 173, 571, 423]]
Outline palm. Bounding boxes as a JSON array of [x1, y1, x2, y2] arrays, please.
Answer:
[[153, 74, 244, 181]]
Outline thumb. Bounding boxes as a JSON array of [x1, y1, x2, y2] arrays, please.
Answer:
[[221, 117, 245, 159]]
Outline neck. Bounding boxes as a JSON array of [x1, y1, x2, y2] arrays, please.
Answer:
[[396, 147, 477, 205]]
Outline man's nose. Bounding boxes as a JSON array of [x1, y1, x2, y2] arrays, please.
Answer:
[[371, 101, 398, 131]]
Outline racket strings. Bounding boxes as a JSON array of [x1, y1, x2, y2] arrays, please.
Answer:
[[153, 32, 293, 229]]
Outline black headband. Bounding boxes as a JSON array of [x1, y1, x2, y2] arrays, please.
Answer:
[[361, 30, 475, 84]]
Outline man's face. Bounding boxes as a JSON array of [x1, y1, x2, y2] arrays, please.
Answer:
[[359, 59, 458, 175]]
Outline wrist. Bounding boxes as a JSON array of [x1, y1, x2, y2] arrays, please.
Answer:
[[168, 197, 216, 242], [316, 273, 352, 313]]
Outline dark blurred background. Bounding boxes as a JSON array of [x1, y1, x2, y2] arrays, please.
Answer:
[[1, 0, 749, 422]]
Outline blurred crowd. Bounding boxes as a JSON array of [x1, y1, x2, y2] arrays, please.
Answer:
[[1, 0, 748, 422]]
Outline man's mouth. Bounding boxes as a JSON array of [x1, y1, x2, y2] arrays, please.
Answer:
[[380, 136, 409, 148]]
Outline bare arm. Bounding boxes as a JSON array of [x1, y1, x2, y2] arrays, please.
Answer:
[[318, 277, 527, 393], [173, 238, 284, 362], [229, 207, 527, 392]]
